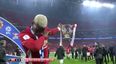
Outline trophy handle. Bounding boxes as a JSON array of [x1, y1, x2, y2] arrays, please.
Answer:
[[70, 24, 77, 46]]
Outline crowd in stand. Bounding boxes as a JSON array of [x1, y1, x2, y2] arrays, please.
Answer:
[[0, 40, 22, 56], [0, 39, 22, 64]]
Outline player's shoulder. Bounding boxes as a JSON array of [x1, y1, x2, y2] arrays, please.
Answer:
[[19, 27, 31, 37], [20, 27, 30, 33]]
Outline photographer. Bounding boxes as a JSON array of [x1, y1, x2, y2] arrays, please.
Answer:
[[0, 40, 6, 64]]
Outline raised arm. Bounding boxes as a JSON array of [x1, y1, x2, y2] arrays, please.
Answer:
[[19, 33, 47, 51]]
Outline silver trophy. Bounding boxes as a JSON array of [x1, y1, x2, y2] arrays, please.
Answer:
[[61, 24, 73, 38], [60, 24, 77, 46]]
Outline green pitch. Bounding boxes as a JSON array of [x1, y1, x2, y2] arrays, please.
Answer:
[[49, 52, 112, 64], [50, 58, 95, 64]]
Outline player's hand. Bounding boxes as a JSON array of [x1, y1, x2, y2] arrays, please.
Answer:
[[57, 23, 63, 31], [58, 23, 61, 27], [74, 24, 77, 27], [43, 31, 49, 37], [43, 40, 48, 47]]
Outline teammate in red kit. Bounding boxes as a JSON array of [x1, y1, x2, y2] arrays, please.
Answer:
[[18, 14, 61, 64], [66, 46, 71, 59]]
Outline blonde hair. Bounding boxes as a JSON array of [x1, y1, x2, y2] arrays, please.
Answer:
[[33, 14, 48, 28]]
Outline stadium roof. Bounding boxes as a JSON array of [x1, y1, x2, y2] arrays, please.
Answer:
[[0, 0, 116, 31]]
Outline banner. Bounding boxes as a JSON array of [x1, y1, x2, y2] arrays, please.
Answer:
[[49, 37, 115, 40], [0, 17, 25, 54]]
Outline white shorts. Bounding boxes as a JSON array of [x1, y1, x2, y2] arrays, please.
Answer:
[[59, 59, 64, 64], [87, 52, 90, 56], [67, 53, 71, 57]]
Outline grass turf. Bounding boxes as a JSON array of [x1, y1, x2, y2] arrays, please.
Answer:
[[49, 52, 112, 64], [50, 58, 95, 64]]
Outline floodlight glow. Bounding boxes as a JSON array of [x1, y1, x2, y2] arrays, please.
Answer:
[[89, 1, 102, 8], [82, 1, 91, 6], [102, 3, 114, 8], [82, 0, 115, 9], [82, 1, 102, 8]]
